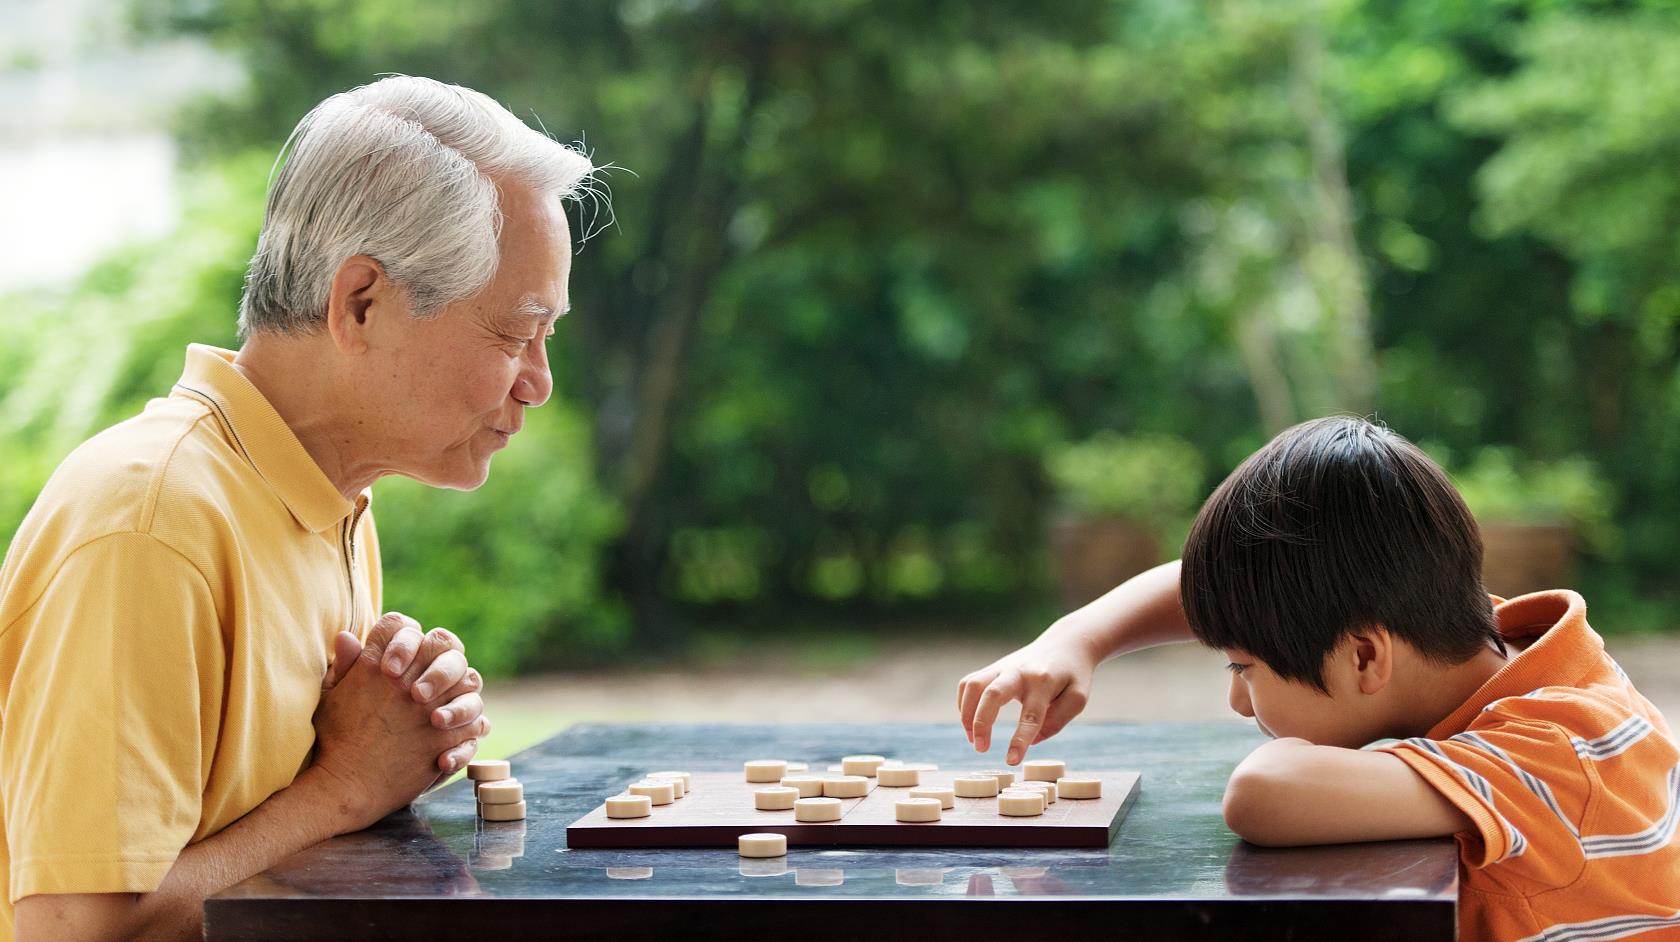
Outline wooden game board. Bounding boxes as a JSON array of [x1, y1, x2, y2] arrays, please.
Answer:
[[564, 770, 1141, 849]]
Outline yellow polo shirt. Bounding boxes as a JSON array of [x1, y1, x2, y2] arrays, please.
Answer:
[[0, 344, 379, 939]]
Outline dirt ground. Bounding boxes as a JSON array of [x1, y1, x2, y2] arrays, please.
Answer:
[[489, 634, 1680, 734]]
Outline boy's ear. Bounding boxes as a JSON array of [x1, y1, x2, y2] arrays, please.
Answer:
[[324, 254, 396, 355], [1347, 625, 1394, 696]]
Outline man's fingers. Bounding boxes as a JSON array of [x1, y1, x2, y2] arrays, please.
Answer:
[[1006, 680, 1061, 765], [971, 673, 1022, 755], [381, 620, 425, 678], [359, 612, 409, 669], [437, 739, 479, 774], [411, 649, 470, 704], [400, 627, 464, 689], [958, 670, 997, 744], [322, 631, 363, 692], [431, 691, 484, 731], [1034, 686, 1090, 744]]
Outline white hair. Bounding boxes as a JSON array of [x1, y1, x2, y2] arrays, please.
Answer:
[[238, 75, 598, 335]]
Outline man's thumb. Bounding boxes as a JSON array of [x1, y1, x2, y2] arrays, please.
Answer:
[[322, 631, 363, 692]]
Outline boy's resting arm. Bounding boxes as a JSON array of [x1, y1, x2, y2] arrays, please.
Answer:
[[1222, 737, 1473, 846], [959, 559, 1192, 763]]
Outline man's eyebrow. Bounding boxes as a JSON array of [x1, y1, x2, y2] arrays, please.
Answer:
[[514, 295, 567, 318]]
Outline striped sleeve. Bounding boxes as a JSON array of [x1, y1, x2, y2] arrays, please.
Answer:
[[1381, 715, 1590, 889]]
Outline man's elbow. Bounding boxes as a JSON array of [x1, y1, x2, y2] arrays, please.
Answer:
[[1221, 765, 1298, 847]]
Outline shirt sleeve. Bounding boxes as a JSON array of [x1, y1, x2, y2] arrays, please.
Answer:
[[2, 532, 224, 902], [1381, 713, 1589, 890]]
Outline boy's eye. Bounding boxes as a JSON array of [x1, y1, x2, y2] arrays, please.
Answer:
[[1226, 663, 1249, 676]]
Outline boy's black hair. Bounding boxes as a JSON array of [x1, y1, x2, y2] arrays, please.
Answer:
[[1181, 415, 1505, 691]]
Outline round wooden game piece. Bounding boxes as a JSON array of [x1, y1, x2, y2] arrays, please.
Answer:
[[895, 797, 943, 822], [794, 797, 843, 822], [795, 868, 844, 886], [754, 786, 800, 810], [981, 769, 1017, 789], [740, 858, 789, 878], [785, 761, 809, 772], [909, 786, 955, 809], [606, 866, 653, 880], [479, 799, 527, 821], [876, 766, 920, 787], [646, 773, 686, 797], [605, 794, 653, 818], [953, 774, 1001, 798], [467, 759, 510, 782], [1016, 780, 1057, 803], [822, 775, 869, 798], [997, 791, 1045, 816], [476, 779, 524, 805], [649, 770, 693, 790], [781, 775, 825, 797], [629, 780, 677, 805], [745, 760, 788, 783], [841, 755, 887, 777], [1056, 776, 1102, 799], [1022, 759, 1066, 782], [738, 832, 788, 858]]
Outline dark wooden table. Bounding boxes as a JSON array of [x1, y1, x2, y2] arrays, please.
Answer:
[[205, 722, 1458, 940]]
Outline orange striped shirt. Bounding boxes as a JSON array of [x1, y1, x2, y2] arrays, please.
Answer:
[[1382, 590, 1679, 942]]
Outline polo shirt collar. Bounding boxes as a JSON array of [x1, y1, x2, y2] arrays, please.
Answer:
[[1428, 589, 1599, 738], [171, 344, 356, 533]]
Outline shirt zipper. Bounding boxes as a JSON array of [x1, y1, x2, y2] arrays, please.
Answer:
[[341, 500, 366, 627]]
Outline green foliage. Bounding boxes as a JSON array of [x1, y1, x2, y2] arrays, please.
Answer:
[[1448, 448, 1617, 552], [1045, 433, 1206, 528]]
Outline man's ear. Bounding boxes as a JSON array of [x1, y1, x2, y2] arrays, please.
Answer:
[[1346, 625, 1394, 696], [324, 255, 393, 355]]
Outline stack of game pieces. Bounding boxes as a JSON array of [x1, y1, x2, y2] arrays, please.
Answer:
[[468, 759, 526, 821]]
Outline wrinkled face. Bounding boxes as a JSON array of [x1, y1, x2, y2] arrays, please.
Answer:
[[1221, 648, 1367, 748], [373, 179, 571, 490]]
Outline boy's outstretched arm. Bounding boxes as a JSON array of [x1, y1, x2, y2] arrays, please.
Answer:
[[958, 559, 1194, 764], [1223, 738, 1472, 846]]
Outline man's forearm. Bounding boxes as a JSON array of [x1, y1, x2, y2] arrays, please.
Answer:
[[16, 768, 365, 942], [1044, 559, 1192, 662]]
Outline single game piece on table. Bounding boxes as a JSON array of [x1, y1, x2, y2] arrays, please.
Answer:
[[737, 832, 788, 858], [822, 775, 869, 798], [997, 791, 1046, 817], [745, 760, 788, 783], [841, 754, 887, 777], [606, 867, 653, 880], [895, 797, 943, 823], [1016, 780, 1057, 803], [628, 780, 677, 805], [794, 797, 843, 822], [981, 769, 1017, 789], [781, 775, 825, 797], [754, 786, 800, 810], [909, 786, 956, 809], [1022, 759, 1066, 782], [953, 774, 1001, 798], [480, 799, 528, 822], [876, 766, 920, 787], [646, 773, 686, 798], [1056, 776, 1102, 799], [477, 779, 524, 805], [649, 770, 693, 791], [605, 794, 653, 819]]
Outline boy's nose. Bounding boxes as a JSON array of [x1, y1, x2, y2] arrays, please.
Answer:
[[1228, 674, 1254, 718]]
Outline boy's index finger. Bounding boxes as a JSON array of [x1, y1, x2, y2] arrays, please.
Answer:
[[971, 672, 1024, 754], [1008, 683, 1060, 765], [958, 670, 997, 742]]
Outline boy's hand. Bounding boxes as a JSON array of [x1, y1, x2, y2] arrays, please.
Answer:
[[957, 638, 1098, 765]]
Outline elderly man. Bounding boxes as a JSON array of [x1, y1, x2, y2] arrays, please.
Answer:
[[0, 76, 594, 941]]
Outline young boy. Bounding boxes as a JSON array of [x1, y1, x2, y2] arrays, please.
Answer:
[[958, 416, 1679, 942]]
